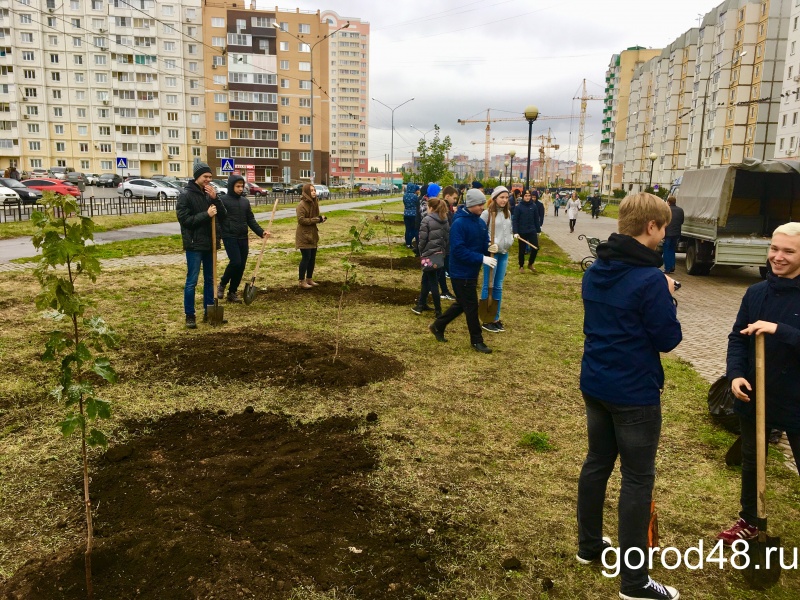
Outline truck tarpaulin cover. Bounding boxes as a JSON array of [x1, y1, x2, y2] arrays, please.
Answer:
[[680, 159, 800, 227]]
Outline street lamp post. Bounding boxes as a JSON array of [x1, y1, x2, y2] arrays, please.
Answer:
[[509, 150, 516, 187], [274, 20, 350, 184], [373, 97, 414, 191], [524, 106, 539, 191], [696, 51, 746, 169], [503, 161, 509, 185], [648, 152, 658, 188], [600, 163, 607, 199]]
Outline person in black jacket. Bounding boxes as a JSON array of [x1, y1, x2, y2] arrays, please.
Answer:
[[176, 162, 227, 329], [717, 222, 800, 546], [216, 174, 268, 303], [512, 189, 545, 273], [589, 193, 602, 219], [662, 196, 684, 274]]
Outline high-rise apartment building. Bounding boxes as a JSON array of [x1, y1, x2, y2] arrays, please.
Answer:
[[774, 2, 800, 159], [1, 1, 368, 184]]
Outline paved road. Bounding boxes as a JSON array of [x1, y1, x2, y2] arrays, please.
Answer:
[[542, 210, 762, 384], [0, 196, 400, 263]]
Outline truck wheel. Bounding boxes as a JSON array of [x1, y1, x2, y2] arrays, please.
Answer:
[[685, 243, 711, 276]]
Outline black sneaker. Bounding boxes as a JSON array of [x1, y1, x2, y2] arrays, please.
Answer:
[[420, 305, 433, 311], [411, 305, 425, 315], [429, 323, 447, 343], [482, 323, 499, 333], [227, 292, 242, 304], [576, 536, 612, 565], [494, 320, 505, 332], [185, 315, 197, 329], [472, 342, 492, 354], [216, 284, 225, 300], [619, 577, 679, 600], [441, 293, 455, 301]]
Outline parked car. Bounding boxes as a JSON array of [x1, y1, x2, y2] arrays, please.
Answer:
[[22, 178, 81, 198], [271, 183, 286, 193], [359, 183, 378, 194], [117, 178, 180, 200], [85, 173, 100, 186], [0, 177, 43, 204], [314, 184, 330, 200], [97, 173, 123, 188], [49, 167, 75, 181], [208, 180, 226, 194], [286, 183, 304, 195], [245, 182, 266, 197], [31, 168, 49, 178], [65, 172, 89, 192], [0, 184, 20, 205]]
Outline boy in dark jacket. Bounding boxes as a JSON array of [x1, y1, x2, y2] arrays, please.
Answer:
[[717, 222, 800, 546], [176, 162, 227, 328], [429, 189, 497, 353], [512, 189, 544, 272], [576, 192, 680, 600], [216, 174, 269, 303]]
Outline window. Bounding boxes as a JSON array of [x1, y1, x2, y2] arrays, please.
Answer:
[[280, 60, 289, 70], [53, 90, 61, 99], [188, 44, 197, 55], [281, 97, 290, 106], [165, 59, 176, 69], [214, 93, 226, 103], [299, 81, 311, 90], [99, 143, 111, 152], [56, 142, 66, 152], [168, 146, 179, 155], [279, 41, 289, 51], [280, 78, 289, 88], [252, 16, 274, 27], [299, 43, 310, 53], [281, 133, 290, 142], [300, 152, 311, 161], [75, 73, 85, 83], [78, 125, 88, 135], [299, 98, 311, 108], [74, 55, 83, 65], [281, 151, 290, 161], [73, 37, 82, 47], [215, 112, 227, 122], [22, 51, 35, 61], [23, 69, 35, 80], [281, 115, 290, 125], [299, 23, 310, 34], [96, 73, 107, 83], [98, 126, 110, 135], [164, 41, 176, 51], [211, 17, 225, 27], [236, 19, 246, 31], [214, 75, 226, 85], [791, 66, 795, 79], [783, 114, 787, 127], [95, 54, 107, 65], [299, 62, 310, 72], [19, 14, 32, 24], [300, 116, 311, 125], [28, 124, 39, 133], [212, 37, 225, 47], [780, 138, 785, 150], [794, 112, 798, 125], [167, 112, 178, 122], [50, 54, 60, 64], [300, 134, 311, 143], [21, 33, 33, 43], [215, 131, 228, 140], [79, 143, 89, 153], [29, 141, 41, 151], [162, 5, 173, 16], [98, 109, 109, 118], [167, 129, 179, 139], [165, 77, 176, 87]]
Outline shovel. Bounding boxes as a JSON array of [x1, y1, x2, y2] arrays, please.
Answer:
[[243, 196, 280, 305], [478, 213, 498, 323], [742, 332, 781, 590], [516, 236, 539, 250], [207, 215, 225, 326]]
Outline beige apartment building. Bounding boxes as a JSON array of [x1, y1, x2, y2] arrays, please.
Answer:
[[608, 0, 790, 193], [1, 1, 368, 184], [774, 2, 800, 159]]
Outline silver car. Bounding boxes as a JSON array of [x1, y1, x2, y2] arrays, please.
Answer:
[[314, 184, 330, 200], [117, 178, 180, 200]]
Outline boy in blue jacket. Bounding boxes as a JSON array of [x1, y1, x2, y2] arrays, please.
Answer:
[[429, 189, 497, 353], [576, 192, 681, 600]]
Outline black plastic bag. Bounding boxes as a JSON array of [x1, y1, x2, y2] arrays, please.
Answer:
[[708, 376, 741, 434]]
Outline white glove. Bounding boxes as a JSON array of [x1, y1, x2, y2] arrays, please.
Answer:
[[513, 233, 520, 239], [488, 243, 498, 253], [482, 256, 498, 269]]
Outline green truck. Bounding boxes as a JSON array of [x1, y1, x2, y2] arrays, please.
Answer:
[[675, 159, 799, 276]]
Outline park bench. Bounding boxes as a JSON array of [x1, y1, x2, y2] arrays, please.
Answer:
[[578, 234, 605, 271]]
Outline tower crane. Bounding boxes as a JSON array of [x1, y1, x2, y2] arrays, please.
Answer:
[[457, 109, 574, 179], [504, 129, 559, 186], [573, 79, 603, 186]]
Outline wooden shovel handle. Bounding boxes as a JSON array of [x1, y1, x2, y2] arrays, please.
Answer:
[[251, 197, 280, 282], [211, 214, 218, 288], [756, 332, 766, 521], [517, 236, 539, 250]]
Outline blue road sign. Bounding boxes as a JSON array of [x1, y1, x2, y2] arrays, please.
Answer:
[[221, 158, 235, 172], [116, 157, 128, 169]]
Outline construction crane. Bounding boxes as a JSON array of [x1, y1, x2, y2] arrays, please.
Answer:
[[504, 129, 559, 186], [573, 79, 603, 186], [457, 109, 573, 179]]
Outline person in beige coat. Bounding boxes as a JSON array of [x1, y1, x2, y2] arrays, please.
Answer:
[[295, 183, 327, 289]]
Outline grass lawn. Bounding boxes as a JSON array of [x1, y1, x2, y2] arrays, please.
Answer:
[[1, 212, 799, 598]]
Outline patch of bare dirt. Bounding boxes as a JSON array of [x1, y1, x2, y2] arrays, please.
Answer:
[[355, 256, 421, 271], [0, 410, 442, 599], [253, 281, 418, 307], [133, 328, 405, 388]]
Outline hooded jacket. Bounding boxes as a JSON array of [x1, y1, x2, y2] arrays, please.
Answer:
[[512, 199, 544, 235], [403, 184, 420, 217], [418, 212, 450, 257], [218, 174, 265, 240], [580, 233, 682, 405], [448, 205, 489, 279], [295, 191, 322, 249], [727, 273, 800, 433], [176, 180, 227, 252]]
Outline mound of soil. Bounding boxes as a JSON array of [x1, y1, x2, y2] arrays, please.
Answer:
[[253, 281, 417, 307], [0, 411, 441, 599], [137, 328, 405, 388], [355, 255, 421, 271]]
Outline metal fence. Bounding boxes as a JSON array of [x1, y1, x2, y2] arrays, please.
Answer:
[[0, 190, 398, 224]]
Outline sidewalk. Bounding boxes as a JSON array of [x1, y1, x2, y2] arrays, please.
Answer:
[[0, 196, 400, 264]]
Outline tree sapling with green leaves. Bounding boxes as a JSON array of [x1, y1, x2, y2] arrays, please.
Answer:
[[334, 216, 373, 362], [31, 192, 119, 600]]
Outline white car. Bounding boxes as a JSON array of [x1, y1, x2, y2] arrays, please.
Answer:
[[117, 178, 180, 200], [314, 184, 330, 200], [0, 185, 20, 204]]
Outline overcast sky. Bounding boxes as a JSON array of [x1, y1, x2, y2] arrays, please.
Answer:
[[259, 0, 725, 174]]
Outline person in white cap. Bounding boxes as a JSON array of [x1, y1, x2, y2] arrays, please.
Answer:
[[480, 186, 514, 333]]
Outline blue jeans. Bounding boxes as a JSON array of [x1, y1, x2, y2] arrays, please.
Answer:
[[220, 237, 249, 294], [577, 394, 661, 592], [480, 252, 508, 322], [662, 236, 678, 272], [403, 216, 418, 248], [184, 250, 214, 316]]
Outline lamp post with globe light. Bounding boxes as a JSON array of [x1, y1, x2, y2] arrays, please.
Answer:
[[648, 152, 658, 188], [503, 161, 509, 186], [523, 106, 539, 190], [509, 149, 516, 188]]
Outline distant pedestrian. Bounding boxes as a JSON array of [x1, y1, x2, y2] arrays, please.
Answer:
[[480, 186, 513, 333], [9, 166, 20, 181], [590, 193, 602, 219], [513, 189, 544, 272], [296, 183, 327, 289], [2, 167, 9, 178], [509, 188, 521, 214], [542, 190, 553, 216], [402, 183, 420, 250], [566, 192, 581, 233], [216, 174, 269, 304], [412, 196, 450, 317], [429, 189, 496, 353], [662, 196, 684, 274], [553, 194, 560, 217]]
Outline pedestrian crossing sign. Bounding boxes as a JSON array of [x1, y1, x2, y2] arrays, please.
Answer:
[[116, 157, 128, 169], [221, 158, 235, 172]]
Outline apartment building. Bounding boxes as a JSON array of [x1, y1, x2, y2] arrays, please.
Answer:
[[774, 1, 800, 159], [609, 0, 790, 193], [599, 47, 662, 194], [1, 0, 204, 177], [321, 10, 368, 186], [1, 1, 367, 184]]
